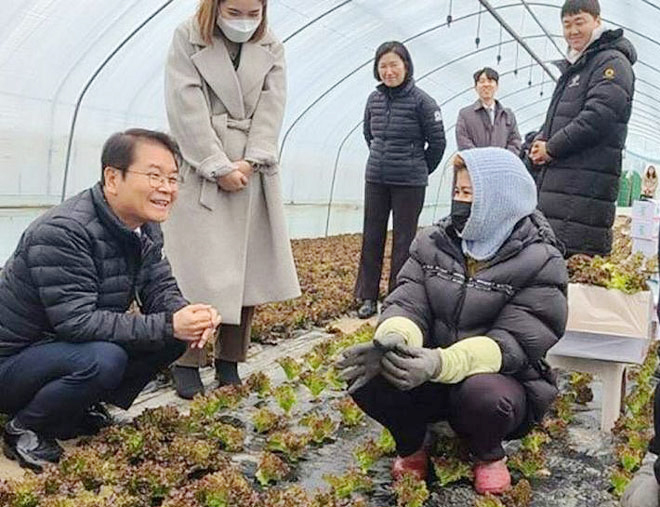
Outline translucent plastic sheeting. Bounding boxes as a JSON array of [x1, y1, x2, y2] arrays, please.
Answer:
[[0, 0, 659, 244]]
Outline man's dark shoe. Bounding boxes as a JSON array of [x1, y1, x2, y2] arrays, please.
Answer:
[[357, 299, 377, 319], [171, 365, 204, 399], [3, 418, 63, 471], [77, 403, 114, 436], [215, 360, 241, 387]]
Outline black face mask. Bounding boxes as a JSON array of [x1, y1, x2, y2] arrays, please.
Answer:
[[450, 200, 472, 233]]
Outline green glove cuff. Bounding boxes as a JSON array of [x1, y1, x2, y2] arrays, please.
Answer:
[[374, 317, 424, 348], [432, 336, 502, 384]]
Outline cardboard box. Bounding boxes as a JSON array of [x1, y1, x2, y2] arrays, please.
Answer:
[[632, 237, 657, 257], [632, 199, 660, 221], [567, 283, 653, 339], [631, 219, 657, 240]]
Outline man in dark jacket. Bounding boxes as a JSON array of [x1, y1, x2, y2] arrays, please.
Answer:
[[531, 0, 636, 257], [456, 67, 521, 154], [0, 129, 220, 470]]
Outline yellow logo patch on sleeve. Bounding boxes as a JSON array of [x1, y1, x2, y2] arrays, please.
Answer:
[[604, 67, 616, 80]]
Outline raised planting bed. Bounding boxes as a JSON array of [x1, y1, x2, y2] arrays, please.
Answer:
[[3, 322, 655, 507]]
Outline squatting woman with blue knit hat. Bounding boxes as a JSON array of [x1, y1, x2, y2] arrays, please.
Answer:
[[337, 147, 568, 495]]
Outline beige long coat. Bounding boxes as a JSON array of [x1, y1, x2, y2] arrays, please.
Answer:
[[163, 18, 300, 325]]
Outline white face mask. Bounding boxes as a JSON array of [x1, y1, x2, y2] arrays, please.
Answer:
[[217, 15, 261, 43]]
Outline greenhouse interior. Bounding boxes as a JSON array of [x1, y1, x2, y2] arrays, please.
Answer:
[[1, 0, 660, 506]]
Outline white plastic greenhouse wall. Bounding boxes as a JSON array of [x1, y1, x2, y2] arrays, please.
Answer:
[[1, 0, 660, 265]]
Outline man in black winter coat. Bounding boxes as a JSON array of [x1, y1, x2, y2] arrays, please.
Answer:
[[0, 129, 221, 470], [530, 0, 636, 257]]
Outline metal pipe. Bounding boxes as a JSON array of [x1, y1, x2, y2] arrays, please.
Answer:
[[477, 0, 558, 82], [60, 0, 176, 202], [519, 0, 564, 56]]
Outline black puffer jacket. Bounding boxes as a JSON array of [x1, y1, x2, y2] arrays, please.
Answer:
[[364, 79, 446, 186], [0, 183, 188, 359], [537, 29, 636, 257], [381, 211, 568, 427]]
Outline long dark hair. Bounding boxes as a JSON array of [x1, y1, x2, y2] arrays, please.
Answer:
[[373, 41, 414, 82]]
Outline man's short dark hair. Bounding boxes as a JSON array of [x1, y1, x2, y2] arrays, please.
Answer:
[[561, 0, 600, 18], [101, 129, 181, 185], [373, 41, 414, 82], [473, 67, 499, 85]]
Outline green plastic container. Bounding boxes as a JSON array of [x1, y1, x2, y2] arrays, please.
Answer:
[[630, 171, 643, 203], [617, 171, 631, 207]]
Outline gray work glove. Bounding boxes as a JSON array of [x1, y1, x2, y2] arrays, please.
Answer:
[[621, 456, 660, 507], [381, 344, 443, 391], [336, 333, 405, 394]]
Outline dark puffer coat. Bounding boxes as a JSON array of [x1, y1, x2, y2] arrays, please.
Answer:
[[0, 183, 188, 359], [381, 211, 568, 427], [364, 79, 446, 186], [537, 29, 636, 257]]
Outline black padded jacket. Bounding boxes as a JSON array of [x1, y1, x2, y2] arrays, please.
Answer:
[[0, 183, 188, 359], [380, 211, 568, 427], [363, 79, 446, 186], [536, 29, 636, 257]]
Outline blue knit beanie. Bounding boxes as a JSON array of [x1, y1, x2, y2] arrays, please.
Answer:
[[458, 147, 538, 261]]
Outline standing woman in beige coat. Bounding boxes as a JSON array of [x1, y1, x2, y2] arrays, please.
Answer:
[[163, 0, 300, 399]]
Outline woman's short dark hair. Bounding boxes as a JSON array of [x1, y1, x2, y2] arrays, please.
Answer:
[[561, 0, 600, 18], [373, 41, 414, 82], [101, 129, 181, 185], [473, 67, 499, 84]]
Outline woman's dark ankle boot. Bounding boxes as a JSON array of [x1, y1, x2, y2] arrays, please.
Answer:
[[215, 360, 241, 386], [357, 299, 377, 319]]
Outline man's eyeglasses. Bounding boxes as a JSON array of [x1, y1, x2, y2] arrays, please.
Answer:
[[126, 170, 179, 189]]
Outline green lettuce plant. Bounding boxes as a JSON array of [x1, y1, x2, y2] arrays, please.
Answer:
[[276, 356, 302, 381], [266, 431, 311, 462], [334, 397, 365, 427], [392, 471, 429, 507], [245, 372, 272, 399], [353, 439, 383, 473], [300, 412, 338, 444], [430, 456, 472, 486], [323, 468, 374, 499], [252, 408, 284, 434], [256, 452, 290, 486], [300, 370, 327, 399], [273, 384, 297, 415]]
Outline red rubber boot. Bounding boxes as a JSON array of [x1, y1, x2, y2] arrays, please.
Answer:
[[391, 447, 428, 481], [473, 458, 512, 495]]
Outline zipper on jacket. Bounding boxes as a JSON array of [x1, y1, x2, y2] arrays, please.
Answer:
[[449, 257, 470, 342]]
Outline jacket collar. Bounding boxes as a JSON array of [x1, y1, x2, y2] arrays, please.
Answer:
[[188, 18, 277, 119], [90, 182, 158, 252], [557, 28, 635, 74], [377, 78, 415, 97], [432, 210, 558, 267], [473, 99, 499, 112]]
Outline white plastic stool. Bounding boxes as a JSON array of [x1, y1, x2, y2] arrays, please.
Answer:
[[545, 354, 626, 432], [546, 330, 650, 433]]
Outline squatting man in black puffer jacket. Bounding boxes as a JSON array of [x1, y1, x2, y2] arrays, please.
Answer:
[[0, 129, 220, 471], [337, 148, 568, 496], [530, 0, 636, 257]]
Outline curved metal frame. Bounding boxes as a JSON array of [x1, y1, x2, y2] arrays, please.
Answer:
[[279, 2, 535, 175], [324, 37, 552, 235], [60, 0, 176, 202], [55, 0, 660, 227]]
